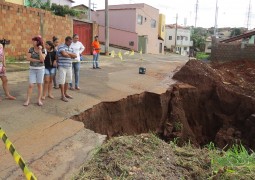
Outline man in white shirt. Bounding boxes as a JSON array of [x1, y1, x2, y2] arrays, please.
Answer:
[[69, 34, 85, 90]]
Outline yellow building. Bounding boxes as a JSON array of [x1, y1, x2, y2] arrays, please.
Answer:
[[4, 0, 24, 5], [158, 14, 166, 40]]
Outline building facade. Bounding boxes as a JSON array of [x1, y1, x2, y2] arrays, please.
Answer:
[[165, 25, 193, 56], [93, 3, 165, 54]]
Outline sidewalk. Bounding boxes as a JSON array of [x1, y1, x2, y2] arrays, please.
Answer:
[[0, 53, 187, 179]]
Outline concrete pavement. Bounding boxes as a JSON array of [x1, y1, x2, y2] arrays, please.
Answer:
[[0, 52, 187, 179]]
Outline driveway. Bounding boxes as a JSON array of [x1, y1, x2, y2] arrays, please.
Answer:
[[0, 52, 188, 179]]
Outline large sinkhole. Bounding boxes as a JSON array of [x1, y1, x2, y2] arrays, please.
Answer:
[[72, 60, 255, 149]]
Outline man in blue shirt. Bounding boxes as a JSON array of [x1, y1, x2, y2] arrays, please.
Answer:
[[57, 36, 77, 102]]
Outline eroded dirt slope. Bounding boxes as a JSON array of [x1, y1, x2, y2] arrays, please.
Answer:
[[72, 60, 255, 149]]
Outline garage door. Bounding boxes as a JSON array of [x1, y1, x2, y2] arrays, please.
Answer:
[[73, 20, 92, 55]]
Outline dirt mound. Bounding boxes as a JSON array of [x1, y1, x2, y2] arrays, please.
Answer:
[[171, 60, 255, 148], [72, 60, 255, 149], [73, 134, 211, 180]]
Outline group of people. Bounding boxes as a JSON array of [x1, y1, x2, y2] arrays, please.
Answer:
[[0, 34, 101, 106]]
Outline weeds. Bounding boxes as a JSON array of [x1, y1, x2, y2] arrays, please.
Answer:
[[173, 121, 183, 131], [210, 144, 255, 179]]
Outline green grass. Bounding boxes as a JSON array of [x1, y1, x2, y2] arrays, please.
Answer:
[[209, 144, 255, 179], [196, 52, 210, 60]]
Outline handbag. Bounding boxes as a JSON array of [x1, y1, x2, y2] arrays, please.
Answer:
[[80, 54, 83, 61], [93, 50, 97, 55]]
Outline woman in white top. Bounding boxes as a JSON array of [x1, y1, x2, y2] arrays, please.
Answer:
[[69, 34, 85, 90]]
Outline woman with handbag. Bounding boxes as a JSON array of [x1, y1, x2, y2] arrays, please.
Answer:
[[42, 41, 57, 100], [0, 44, 16, 101]]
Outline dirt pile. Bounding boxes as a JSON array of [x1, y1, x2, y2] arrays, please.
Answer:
[[167, 60, 255, 148], [72, 60, 255, 149], [73, 134, 211, 180]]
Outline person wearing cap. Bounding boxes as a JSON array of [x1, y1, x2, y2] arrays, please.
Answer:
[[91, 35, 101, 69], [69, 34, 85, 90], [57, 36, 77, 102], [24, 36, 46, 106]]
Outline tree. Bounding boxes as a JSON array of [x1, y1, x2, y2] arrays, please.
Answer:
[[230, 28, 241, 37], [26, 0, 81, 18], [191, 27, 207, 51]]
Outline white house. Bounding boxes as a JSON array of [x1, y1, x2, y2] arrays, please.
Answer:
[[165, 24, 193, 56]]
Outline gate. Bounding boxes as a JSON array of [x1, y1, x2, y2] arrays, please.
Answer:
[[73, 20, 92, 55]]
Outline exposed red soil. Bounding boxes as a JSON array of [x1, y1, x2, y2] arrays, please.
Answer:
[[72, 60, 255, 149]]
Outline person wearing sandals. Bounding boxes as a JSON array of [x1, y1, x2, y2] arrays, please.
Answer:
[[0, 44, 16, 101], [52, 36, 59, 89], [69, 34, 85, 90], [42, 41, 57, 100], [92, 35, 101, 69], [57, 36, 77, 102], [24, 36, 46, 106]]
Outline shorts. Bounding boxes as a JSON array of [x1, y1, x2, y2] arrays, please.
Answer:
[[29, 68, 45, 84], [58, 66, 72, 84], [45, 68, 56, 76], [0, 64, 6, 77]]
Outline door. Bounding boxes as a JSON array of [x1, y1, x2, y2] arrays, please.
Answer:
[[73, 20, 92, 55], [159, 43, 163, 53], [138, 36, 147, 54]]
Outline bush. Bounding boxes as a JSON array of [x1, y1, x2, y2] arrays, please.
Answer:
[[196, 52, 210, 60]]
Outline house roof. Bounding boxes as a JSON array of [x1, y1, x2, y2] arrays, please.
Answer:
[[220, 30, 255, 43], [69, 0, 75, 3], [97, 3, 158, 11], [72, 4, 89, 9], [165, 24, 189, 30]]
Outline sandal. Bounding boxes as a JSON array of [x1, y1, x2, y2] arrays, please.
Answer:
[[23, 101, 30, 106], [65, 94, 73, 99], [61, 97, 69, 102], [6, 95, 16, 100], [38, 101, 43, 106]]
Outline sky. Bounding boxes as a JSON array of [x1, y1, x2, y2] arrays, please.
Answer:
[[73, 0, 255, 29]]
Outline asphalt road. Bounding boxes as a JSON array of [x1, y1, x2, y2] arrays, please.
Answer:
[[0, 52, 188, 179]]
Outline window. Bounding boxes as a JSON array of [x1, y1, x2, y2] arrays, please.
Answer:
[[177, 36, 180, 40], [129, 41, 134, 46], [185, 37, 188, 41], [184, 47, 187, 50], [169, 36, 172, 40], [137, 15, 143, 25], [162, 25, 165, 32], [151, 19, 156, 28]]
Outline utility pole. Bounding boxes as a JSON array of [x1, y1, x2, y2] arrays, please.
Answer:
[[175, 13, 178, 52], [214, 0, 218, 36], [88, 0, 91, 21], [195, 0, 198, 27], [247, 0, 252, 30], [105, 0, 109, 56], [91, 3, 97, 10]]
